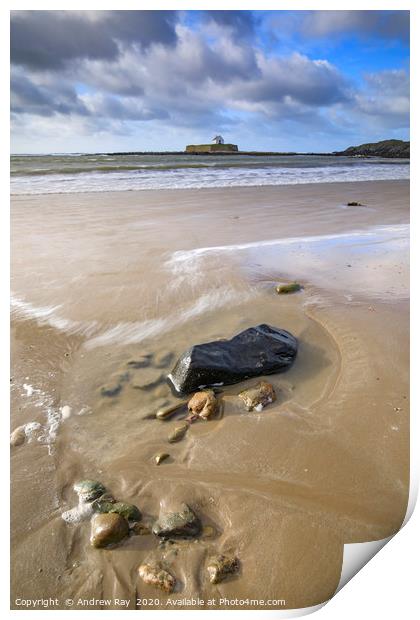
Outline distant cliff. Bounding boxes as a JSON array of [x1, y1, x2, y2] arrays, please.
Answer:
[[335, 139, 409, 159]]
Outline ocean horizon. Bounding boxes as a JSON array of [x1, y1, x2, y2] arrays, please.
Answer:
[[11, 153, 409, 195]]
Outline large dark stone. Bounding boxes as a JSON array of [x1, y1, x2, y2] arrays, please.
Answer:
[[168, 324, 298, 395]]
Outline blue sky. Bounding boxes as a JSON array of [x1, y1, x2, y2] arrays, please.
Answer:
[[10, 10, 409, 153]]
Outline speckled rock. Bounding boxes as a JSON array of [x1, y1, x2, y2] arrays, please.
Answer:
[[93, 499, 141, 522], [152, 503, 201, 539], [187, 390, 218, 420], [238, 381, 276, 412], [74, 480, 107, 503], [90, 513, 129, 548], [138, 563, 176, 593], [207, 554, 240, 584]]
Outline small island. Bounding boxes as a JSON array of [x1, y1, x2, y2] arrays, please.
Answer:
[[185, 135, 238, 154]]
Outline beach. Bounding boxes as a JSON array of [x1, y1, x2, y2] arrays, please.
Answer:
[[11, 178, 409, 610]]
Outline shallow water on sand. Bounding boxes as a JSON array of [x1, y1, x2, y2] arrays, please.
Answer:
[[11, 181, 409, 609]]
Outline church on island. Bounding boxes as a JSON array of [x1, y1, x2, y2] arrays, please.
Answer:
[[185, 135, 238, 153]]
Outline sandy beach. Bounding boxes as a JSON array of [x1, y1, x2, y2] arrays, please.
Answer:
[[11, 179, 409, 610]]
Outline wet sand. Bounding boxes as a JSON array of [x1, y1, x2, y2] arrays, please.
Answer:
[[11, 180, 409, 610]]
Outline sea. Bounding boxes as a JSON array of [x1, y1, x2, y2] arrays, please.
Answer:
[[10, 153, 409, 194]]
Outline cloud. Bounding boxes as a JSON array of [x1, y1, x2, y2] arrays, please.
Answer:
[[301, 10, 409, 43], [11, 72, 89, 117], [10, 10, 179, 70], [354, 69, 409, 124], [10, 10, 409, 152], [202, 10, 258, 38]]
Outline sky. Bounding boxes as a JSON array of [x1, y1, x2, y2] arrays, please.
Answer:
[[10, 10, 410, 154]]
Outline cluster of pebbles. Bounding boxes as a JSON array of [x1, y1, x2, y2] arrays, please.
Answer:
[[61, 480, 239, 592], [58, 327, 297, 594]]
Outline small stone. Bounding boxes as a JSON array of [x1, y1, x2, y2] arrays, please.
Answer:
[[10, 426, 26, 447], [92, 498, 141, 521], [276, 282, 302, 294], [152, 503, 201, 539], [168, 423, 189, 443], [138, 563, 176, 593], [90, 513, 129, 548], [131, 522, 151, 535], [156, 401, 188, 420], [207, 554, 240, 584], [202, 525, 216, 538], [74, 480, 107, 503], [238, 381, 276, 412], [127, 355, 152, 368], [100, 372, 130, 397], [61, 405, 72, 419], [187, 390, 218, 421], [155, 452, 170, 465], [109, 502, 142, 522], [347, 201, 363, 206], [100, 384, 122, 398]]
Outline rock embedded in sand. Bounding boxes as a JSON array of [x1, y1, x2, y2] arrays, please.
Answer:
[[138, 563, 176, 593], [347, 201, 363, 206], [168, 324, 297, 394], [74, 480, 107, 503], [90, 512, 129, 548], [156, 401, 188, 420], [187, 390, 218, 421], [152, 503, 201, 539], [168, 422, 189, 443], [10, 425, 26, 447], [238, 381, 276, 412], [100, 372, 130, 397], [207, 554, 240, 584], [100, 384, 122, 398], [155, 452, 170, 465], [276, 282, 302, 294], [127, 355, 152, 368]]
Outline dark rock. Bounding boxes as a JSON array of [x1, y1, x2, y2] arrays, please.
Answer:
[[347, 201, 363, 207], [168, 324, 298, 394], [152, 503, 201, 539], [90, 513, 129, 548]]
